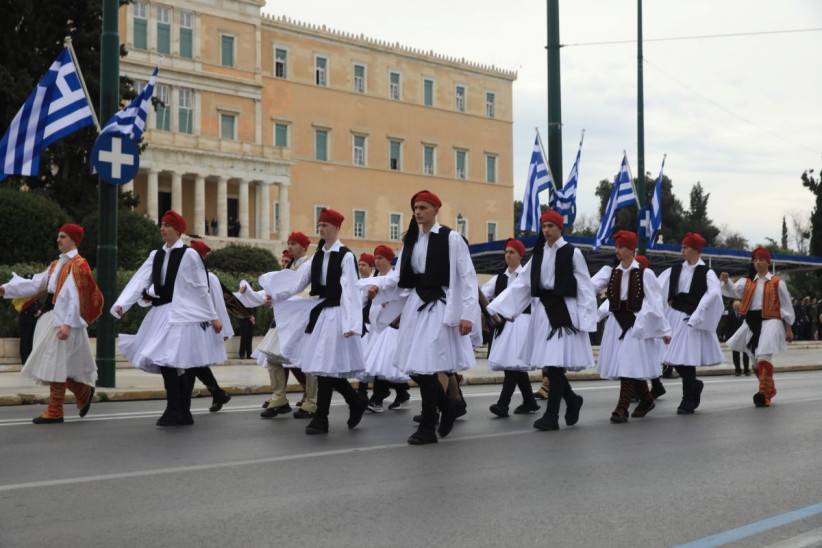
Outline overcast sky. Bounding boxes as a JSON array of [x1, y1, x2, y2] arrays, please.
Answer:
[[262, 0, 822, 249]]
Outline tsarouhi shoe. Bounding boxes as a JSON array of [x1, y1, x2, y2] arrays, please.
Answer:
[[489, 403, 509, 417], [209, 390, 231, 413], [513, 402, 541, 415], [261, 403, 292, 419], [631, 399, 655, 418], [564, 394, 584, 426]]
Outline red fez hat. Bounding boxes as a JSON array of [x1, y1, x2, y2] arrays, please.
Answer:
[[287, 231, 310, 249], [613, 230, 638, 252], [374, 245, 395, 262], [318, 207, 344, 228], [635, 255, 650, 269], [281, 249, 292, 262], [752, 247, 771, 263], [161, 210, 186, 235], [539, 210, 564, 230], [682, 232, 706, 253], [59, 223, 84, 246], [411, 190, 442, 209], [504, 238, 526, 258], [189, 240, 210, 259], [359, 253, 375, 268]]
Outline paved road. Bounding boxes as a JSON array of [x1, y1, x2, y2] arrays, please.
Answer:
[[2, 372, 822, 547]]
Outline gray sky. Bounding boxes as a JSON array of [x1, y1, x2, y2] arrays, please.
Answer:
[[262, 0, 822, 248]]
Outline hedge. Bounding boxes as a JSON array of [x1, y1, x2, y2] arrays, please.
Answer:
[[0, 188, 71, 264]]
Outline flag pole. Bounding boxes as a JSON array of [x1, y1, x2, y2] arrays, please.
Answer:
[[535, 127, 554, 207], [64, 36, 101, 133]]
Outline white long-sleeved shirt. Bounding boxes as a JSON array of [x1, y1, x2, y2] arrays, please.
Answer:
[[720, 273, 795, 324]]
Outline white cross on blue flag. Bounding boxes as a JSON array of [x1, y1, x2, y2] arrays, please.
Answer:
[[594, 153, 637, 251], [99, 65, 159, 142], [517, 132, 554, 233], [647, 155, 666, 249], [550, 131, 584, 227], [0, 47, 95, 182]]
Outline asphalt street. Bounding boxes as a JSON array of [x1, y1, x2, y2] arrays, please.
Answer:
[[2, 372, 822, 547]]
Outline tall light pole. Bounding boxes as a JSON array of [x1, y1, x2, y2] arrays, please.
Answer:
[[636, 0, 647, 254], [547, 0, 563, 190]]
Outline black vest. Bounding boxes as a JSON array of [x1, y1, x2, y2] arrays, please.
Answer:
[[668, 263, 708, 315], [529, 242, 577, 297], [494, 270, 530, 314], [309, 241, 354, 303], [146, 246, 188, 306], [398, 226, 452, 289]]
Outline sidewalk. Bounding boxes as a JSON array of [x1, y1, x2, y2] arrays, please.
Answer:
[[2, 342, 822, 406]]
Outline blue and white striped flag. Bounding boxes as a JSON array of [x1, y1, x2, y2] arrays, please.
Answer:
[[100, 65, 158, 141], [647, 155, 666, 249], [518, 132, 554, 233], [0, 48, 95, 181], [551, 132, 584, 227], [594, 153, 637, 251]]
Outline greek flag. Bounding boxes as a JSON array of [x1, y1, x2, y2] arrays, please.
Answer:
[[99, 65, 158, 141], [551, 132, 584, 227], [0, 48, 95, 181], [518, 133, 554, 233], [594, 153, 637, 251], [647, 155, 666, 249]]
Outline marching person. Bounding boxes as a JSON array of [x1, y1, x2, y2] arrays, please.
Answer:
[[486, 210, 596, 432], [367, 190, 481, 444], [112, 211, 224, 427], [590, 232, 671, 422], [725, 300, 751, 376], [635, 254, 667, 400], [657, 233, 724, 415], [719, 248, 794, 407], [481, 238, 540, 418], [0, 224, 102, 424], [357, 252, 376, 399]]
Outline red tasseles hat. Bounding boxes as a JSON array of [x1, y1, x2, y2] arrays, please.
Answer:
[[287, 231, 310, 249], [504, 238, 526, 258], [635, 255, 650, 269], [411, 190, 442, 209], [539, 210, 564, 230], [281, 249, 292, 262], [318, 207, 344, 228], [161, 210, 187, 235], [752, 247, 771, 263], [612, 230, 638, 252], [189, 240, 210, 259], [59, 223, 84, 246], [374, 245, 395, 262], [682, 232, 706, 253], [359, 253, 375, 268]]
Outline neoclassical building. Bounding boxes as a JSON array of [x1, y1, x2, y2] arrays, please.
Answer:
[[118, 0, 516, 253]]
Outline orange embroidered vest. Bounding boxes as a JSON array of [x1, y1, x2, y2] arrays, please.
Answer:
[[739, 276, 781, 319], [46, 255, 104, 324]]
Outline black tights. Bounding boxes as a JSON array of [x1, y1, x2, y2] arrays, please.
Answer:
[[498, 370, 537, 407]]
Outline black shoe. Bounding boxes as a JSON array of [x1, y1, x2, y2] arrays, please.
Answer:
[[388, 396, 411, 410], [533, 413, 559, 431], [676, 400, 695, 415], [489, 403, 509, 417], [513, 402, 541, 414], [262, 400, 269, 408], [293, 408, 315, 419], [565, 394, 583, 426], [156, 410, 185, 427], [753, 392, 768, 407], [79, 386, 95, 418], [261, 403, 292, 419], [734, 370, 742, 377], [305, 416, 329, 434], [693, 380, 704, 409], [32, 415, 64, 424], [407, 427, 438, 445], [631, 399, 656, 418], [413, 412, 439, 424], [437, 398, 460, 438], [610, 409, 629, 423], [179, 412, 194, 426], [347, 395, 369, 429], [209, 390, 231, 413], [744, 370, 751, 376], [454, 398, 468, 420], [650, 383, 666, 400]]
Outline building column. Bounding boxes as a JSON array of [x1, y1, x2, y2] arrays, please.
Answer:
[[238, 178, 249, 239], [278, 183, 290, 240], [194, 174, 205, 237], [216, 176, 228, 238], [259, 181, 271, 240], [171, 171, 183, 218], [146, 168, 159, 222]]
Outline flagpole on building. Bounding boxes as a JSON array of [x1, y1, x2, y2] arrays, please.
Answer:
[[636, 0, 647, 254], [64, 37, 101, 133]]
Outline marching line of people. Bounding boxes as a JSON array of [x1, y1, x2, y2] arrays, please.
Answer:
[[0, 200, 795, 440]]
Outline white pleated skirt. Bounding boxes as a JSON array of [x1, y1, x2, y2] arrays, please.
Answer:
[[488, 314, 535, 372], [252, 297, 316, 368], [662, 308, 724, 367], [393, 292, 476, 375], [282, 303, 364, 378], [596, 316, 664, 380], [358, 327, 411, 383], [21, 311, 97, 385], [118, 304, 227, 374], [726, 317, 787, 359], [519, 297, 594, 371]]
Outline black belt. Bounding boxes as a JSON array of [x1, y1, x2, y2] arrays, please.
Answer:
[[744, 310, 763, 354], [611, 304, 636, 340], [538, 290, 577, 340], [670, 293, 697, 315], [416, 285, 446, 312], [141, 288, 171, 307], [305, 298, 340, 333], [42, 293, 55, 313]]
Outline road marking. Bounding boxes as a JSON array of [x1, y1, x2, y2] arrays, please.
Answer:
[[674, 502, 822, 547]]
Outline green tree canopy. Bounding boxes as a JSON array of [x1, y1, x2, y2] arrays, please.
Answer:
[[0, 187, 70, 263]]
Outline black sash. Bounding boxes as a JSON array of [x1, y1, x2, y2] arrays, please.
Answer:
[[743, 310, 763, 354], [42, 292, 55, 313], [538, 290, 578, 340], [612, 305, 636, 340], [305, 245, 353, 334], [143, 246, 188, 307]]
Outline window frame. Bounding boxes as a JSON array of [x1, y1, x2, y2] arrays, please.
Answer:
[[274, 46, 288, 79], [423, 78, 434, 107], [455, 84, 466, 113], [389, 70, 401, 100], [485, 154, 497, 183], [353, 62, 366, 94], [133, 2, 148, 50], [156, 5, 171, 54], [220, 33, 236, 68], [455, 149, 467, 180], [389, 212, 403, 242], [314, 128, 329, 161], [219, 112, 237, 140], [315, 55, 328, 86], [353, 134, 367, 167], [423, 144, 436, 176], [179, 11, 193, 58], [486, 221, 497, 243], [389, 139, 402, 171], [178, 87, 193, 134], [154, 84, 171, 131], [353, 209, 367, 239], [274, 122, 289, 147]]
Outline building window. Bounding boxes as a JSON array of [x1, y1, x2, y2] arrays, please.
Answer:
[[220, 113, 236, 140], [455, 150, 467, 179], [274, 202, 280, 233], [221, 34, 235, 67], [353, 209, 366, 239], [486, 222, 497, 243], [274, 48, 287, 78], [353, 135, 366, 167], [389, 213, 402, 241], [486, 92, 496, 118], [315, 129, 328, 161], [155, 84, 170, 131], [389, 71, 401, 100], [486, 154, 497, 183], [178, 88, 193, 134], [423, 78, 434, 107], [389, 140, 401, 171], [456, 215, 468, 238], [423, 145, 435, 176], [315, 56, 327, 86], [455, 85, 466, 112], [133, 2, 147, 50], [179, 12, 193, 58], [156, 6, 171, 54], [314, 205, 328, 234], [353, 63, 365, 93], [274, 123, 288, 147]]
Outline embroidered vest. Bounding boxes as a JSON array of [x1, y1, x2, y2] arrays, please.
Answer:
[[739, 276, 781, 319], [607, 266, 644, 313]]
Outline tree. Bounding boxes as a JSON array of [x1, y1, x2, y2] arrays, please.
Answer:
[[205, 244, 280, 275], [781, 216, 789, 250], [681, 182, 720, 245], [801, 169, 822, 258], [79, 208, 162, 269], [0, 187, 70, 264], [785, 209, 811, 254]]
